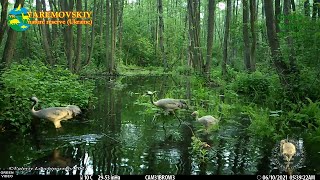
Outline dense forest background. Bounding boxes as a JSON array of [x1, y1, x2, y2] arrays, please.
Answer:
[[0, 0, 320, 140]]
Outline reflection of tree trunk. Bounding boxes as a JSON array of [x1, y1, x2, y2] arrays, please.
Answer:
[[0, 0, 8, 46], [180, 120, 193, 175]]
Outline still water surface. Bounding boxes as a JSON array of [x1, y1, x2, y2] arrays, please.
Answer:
[[0, 75, 319, 175]]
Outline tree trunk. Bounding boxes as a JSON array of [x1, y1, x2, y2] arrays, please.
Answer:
[[187, 0, 203, 73], [75, 0, 82, 73], [41, 0, 51, 45], [291, 0, 296, 11], [205, 0, 215, 78], [48, 0, 57, 44], [222, 0, 232, 77], [117, 0, 124, 55], [250, 0, 256, 71], [264, 0, 290, 85], [106, 0, 111, 73], [110, 0, 117, 74], [158, 0, 167, 71], [2, 0, 25, 68], [275, 0, 281, 33], [37, 0, 54, 66], [304, 0, 310, 17], [283, 0, 297, 70], [99, 0, 104, 41], [0, 0, 9, 46], [87, 0, 97, 66], [84, 0, 89, 64], [61, 0, 74, 71], [312, 0, 320, 19], [243, 0, 251, 72]]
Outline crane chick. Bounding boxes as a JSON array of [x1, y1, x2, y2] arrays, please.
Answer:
[[191, 111, 219, 132], [280, 139, 296, 163], [30, 96, 82, 129]]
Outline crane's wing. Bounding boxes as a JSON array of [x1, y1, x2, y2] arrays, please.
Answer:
[[156, 99, 188, 110], [38, 107, 73, 121]]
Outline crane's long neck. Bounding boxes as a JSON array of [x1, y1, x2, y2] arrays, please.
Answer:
[[31, 100, 39, 114]]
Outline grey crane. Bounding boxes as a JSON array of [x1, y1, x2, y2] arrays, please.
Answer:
[[280, 139, 296, 163], [30, 96, 82, 129], [145, 91, 188, 125], [191, 111, 219, 132]]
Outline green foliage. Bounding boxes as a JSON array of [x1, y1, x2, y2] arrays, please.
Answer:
[[287, 98, 320, 129], [230, 71, 271, 104], [245, 106, 277, 139], [0, 61, 95, 134], [189, 136, 210, 164]]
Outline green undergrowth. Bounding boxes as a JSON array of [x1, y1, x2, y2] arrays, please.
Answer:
[[0, 61, 95, 134]]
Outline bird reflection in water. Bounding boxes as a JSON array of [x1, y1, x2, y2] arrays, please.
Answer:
[[31, 148, 79, 175]]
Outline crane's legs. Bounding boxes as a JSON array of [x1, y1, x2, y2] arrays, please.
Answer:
[[172, 112, 183, 127]]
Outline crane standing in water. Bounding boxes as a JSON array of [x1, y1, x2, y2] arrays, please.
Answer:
[[30, 96, 82, 129], [145, 91, 188, 125]]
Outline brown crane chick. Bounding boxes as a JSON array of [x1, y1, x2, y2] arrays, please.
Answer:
[[30, 96, 81, 129], [191, 111, 219, 132]]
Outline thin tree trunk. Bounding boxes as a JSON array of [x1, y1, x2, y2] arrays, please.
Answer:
[[222, 0, 232, 77], [84, 0, 89, 64], [41, 0, 51, 44], [283, 0, 297, 70], [275, 0, 281, 33], [291, 0, 296, 11], [87, 0, 97, 66], [2, 0, 25, 67], [105, 0, 110, 72], [48, 0, 57, 45], [0, 0, 9, 46], [243, 0, 251, 71], [110, 0, 117, 74], [158, 0, 167, 71], [61, 0, 74, 71], [117, 0, 124, 55], [38, 0, 53, 66], [264, 0, 290, 85], [205, 0, 215, 78], [75, 0, 82, 73], [304, 0, 310, 17], [250, 0, 256, 71]]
